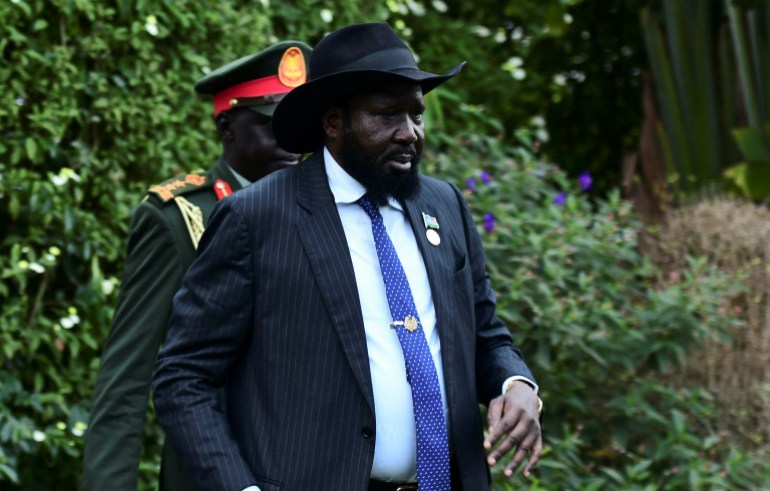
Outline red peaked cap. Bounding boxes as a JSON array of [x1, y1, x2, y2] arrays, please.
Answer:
[[194, 41, 312, 117]]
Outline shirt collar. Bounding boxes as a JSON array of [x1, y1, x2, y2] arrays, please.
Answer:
[[226, 164, 252, 188], [323, 146, 403, 212]]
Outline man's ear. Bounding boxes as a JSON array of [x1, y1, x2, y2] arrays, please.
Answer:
[[215, 112, 234, 143], [322, 105, 344, 140]]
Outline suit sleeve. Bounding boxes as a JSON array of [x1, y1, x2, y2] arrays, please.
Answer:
[[82, 201, 184, 491], [152, 197, 257, 491], [450, 183, 536, 405]]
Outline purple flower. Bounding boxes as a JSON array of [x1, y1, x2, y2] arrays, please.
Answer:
[[483, 213, 496, 232], [480, 171, 492, 185], [554, 191, 567, 206], [465, 177, 477, 192], [578, 171, 592, 191]]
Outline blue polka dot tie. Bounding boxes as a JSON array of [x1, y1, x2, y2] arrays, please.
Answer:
[[358, 196, 451, 491]]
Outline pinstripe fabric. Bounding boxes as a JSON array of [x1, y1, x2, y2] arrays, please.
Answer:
[[153, 151, 535, 491]]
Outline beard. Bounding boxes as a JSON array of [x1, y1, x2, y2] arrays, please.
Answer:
[[339, 126, 421, 207]]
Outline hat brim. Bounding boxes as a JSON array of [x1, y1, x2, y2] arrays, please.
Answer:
[[273, 62, 466, 154], [247, 103, 278, 117]]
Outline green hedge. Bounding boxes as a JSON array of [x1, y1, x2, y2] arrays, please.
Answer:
[[0, 0, 386, 487], [428, 128, 770, 489]]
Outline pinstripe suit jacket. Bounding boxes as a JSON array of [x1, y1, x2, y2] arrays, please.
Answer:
[[152, 151, 535, 491]]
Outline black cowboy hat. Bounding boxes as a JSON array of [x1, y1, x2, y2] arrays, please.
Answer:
[[272, 22, 466, 154]]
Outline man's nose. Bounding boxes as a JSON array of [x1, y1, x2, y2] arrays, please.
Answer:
[[393, 115, 419, 143]]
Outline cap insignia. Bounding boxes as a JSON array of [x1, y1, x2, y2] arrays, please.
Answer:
[[278, 47, 306, 88]]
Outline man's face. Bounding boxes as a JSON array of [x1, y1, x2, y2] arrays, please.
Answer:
[[338, 83, 425, 206], [226, 108, 300, 182]]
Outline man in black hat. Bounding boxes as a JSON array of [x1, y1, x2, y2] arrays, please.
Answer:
[[153, 23, 541, 491], [82, 41, 312, 491]]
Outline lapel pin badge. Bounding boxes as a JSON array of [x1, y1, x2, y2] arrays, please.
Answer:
[[422, 212, 441, 246]]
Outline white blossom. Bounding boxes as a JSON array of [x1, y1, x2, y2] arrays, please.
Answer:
[[432, 0, 447, 13], [102, 279, 116, 295], [471, 26, 491, 38], [145, 15, 159, 36]]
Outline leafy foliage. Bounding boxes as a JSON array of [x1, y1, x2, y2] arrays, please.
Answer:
[[641, 0, 770, 198], [0, 0, 386, 488], [424, 128, 770, 489], [390, 0, 648, 191]]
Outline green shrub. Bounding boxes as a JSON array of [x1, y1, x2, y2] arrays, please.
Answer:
[[0, 1, 386, 488], [424, 128, 770, 489]]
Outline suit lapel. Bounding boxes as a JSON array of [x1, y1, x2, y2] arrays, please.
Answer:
[[402, 188, 457, 406], [295, 153, 375, 413]]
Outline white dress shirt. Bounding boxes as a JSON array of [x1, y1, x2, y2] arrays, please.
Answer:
[[324, 147, 447, 482]]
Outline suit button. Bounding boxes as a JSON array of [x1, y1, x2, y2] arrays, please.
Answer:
[[361, 427, 374, 438]]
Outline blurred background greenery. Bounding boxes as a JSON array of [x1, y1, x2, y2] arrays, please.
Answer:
[[2, 0, 770, 489]]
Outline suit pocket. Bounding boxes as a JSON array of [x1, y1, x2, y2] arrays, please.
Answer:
[[453, 252, 468, 274], [451, 257, 473, 328], [253, 475, 283, 491]]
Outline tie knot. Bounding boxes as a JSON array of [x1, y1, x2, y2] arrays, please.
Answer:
[[357, 196, 382, 222]]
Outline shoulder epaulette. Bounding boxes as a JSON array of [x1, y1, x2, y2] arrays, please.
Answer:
[[148, 173, 209, 203]]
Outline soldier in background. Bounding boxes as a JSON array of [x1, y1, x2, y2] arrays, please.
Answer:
[[82, 41, 312, 491]]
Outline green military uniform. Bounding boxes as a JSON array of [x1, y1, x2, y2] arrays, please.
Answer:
[[83, 158, 242, 491], [82, 41, 312, 491]]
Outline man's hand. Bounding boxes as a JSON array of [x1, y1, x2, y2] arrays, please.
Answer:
[[483, 383, 542, 478]]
